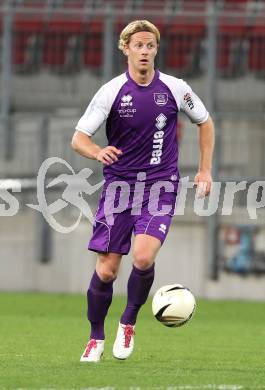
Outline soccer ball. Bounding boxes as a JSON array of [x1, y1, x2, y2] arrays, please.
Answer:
[[152, 284, 196, 327]]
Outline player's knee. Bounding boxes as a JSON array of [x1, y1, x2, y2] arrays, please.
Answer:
[[96, 253, 121, 282], [97, 266, 118, 282], [133, 250, 153, 270]]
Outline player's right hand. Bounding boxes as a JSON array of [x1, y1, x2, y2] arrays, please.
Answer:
[[96, 146, 122, 165]]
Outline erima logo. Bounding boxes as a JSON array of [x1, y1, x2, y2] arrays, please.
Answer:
[[121, 94, 132, 103], [156, 113, 167, 130], [159, 224, 167, 234], [121, 95, 133, 107]]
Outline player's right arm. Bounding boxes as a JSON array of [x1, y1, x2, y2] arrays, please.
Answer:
[[71, 131, 122, 165], [71, 79, 124, 165]]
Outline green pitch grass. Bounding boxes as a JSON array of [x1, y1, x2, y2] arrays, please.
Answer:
[[0, 293, 264, 390]]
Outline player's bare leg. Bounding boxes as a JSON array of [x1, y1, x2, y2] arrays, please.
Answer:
[[113, 234, 160, 359], [81, 252, 122, 362], [96, 252, 122, 282], [132, 234, 161, 270]]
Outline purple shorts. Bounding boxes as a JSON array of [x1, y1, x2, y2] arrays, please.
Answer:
[[88, 181, 178, 255]]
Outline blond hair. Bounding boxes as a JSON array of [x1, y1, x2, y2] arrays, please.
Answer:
[[118, 20, 160, 52]]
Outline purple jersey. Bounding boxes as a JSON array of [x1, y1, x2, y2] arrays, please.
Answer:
[[76, 70, 208, 184]]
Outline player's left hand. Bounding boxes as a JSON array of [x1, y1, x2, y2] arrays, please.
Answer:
[[194, 170, 213, 198]]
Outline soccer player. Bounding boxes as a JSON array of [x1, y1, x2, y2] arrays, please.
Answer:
[[72, 20, 214, 362]]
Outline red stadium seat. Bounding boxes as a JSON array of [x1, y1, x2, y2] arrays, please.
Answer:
[[18, 1, 47, 8], [164, 17, 205, 76], [248, 18, 265, 77], [114, 15, 165, 34], [217, 17, 249, 77], [103, 0, 127, 11], [223, 0, 248, 9], [43, 16, 84, 73], [60, 0, 87, 9], [113, 17, 131, 72], [138, 0, 167, 12], [182, 0, 208, 11], [83, 18, 104, 69], [12, 15, 44, 72]]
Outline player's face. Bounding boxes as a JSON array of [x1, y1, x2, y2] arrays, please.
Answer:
[[124, 31, 158, 73]]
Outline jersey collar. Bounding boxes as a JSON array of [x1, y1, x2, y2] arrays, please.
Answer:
[[126, 69, 159, 90]]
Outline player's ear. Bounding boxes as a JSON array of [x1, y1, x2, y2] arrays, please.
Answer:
[[123, 44, 129, 57]]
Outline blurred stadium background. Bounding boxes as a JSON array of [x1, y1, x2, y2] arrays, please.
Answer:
[[0, 0, 264, 299]]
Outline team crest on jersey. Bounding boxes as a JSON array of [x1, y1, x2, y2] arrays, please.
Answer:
[[154, 93, 168, 106], [121, 94, 133, 107]]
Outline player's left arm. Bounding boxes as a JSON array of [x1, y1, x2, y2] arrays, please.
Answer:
[[178, 79, 215, 197], [194, 116, 215, 197]]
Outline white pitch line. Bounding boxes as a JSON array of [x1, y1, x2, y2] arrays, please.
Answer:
[[12, 386, 265, 390]]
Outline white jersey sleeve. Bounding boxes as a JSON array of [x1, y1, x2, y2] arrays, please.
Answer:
[[75, 73, 127, 136], [159, 72, 209, 124]]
